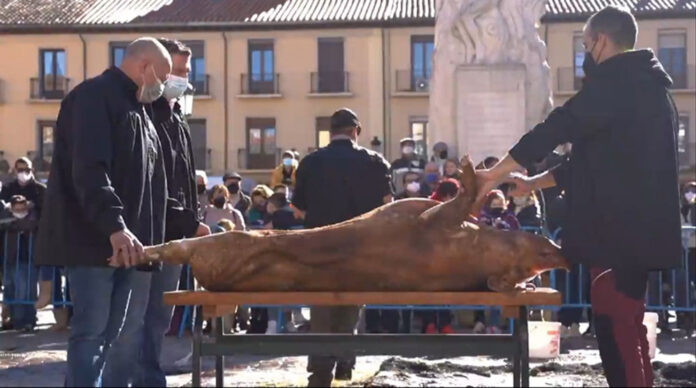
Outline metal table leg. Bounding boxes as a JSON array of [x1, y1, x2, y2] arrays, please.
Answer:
[[519, 306, 530, 387], [192, 309, 202, 388], [214, 317, 225, 387], [512, 315, 521, 387]]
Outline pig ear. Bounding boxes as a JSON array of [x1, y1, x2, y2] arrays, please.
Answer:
[[457, 155, 477, 213]]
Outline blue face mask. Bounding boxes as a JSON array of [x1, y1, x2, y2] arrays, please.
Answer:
[[282, 158, 293, 167], [426, 173, 439, 184]]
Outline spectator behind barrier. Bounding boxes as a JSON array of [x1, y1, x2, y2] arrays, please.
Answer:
[[479, 190, 520, 231], [247, 185, 273, 228], [203, 185, 245, 231], [266, 192, 302, 230], [443, 158, 460, 180], [395, 171, 429, 200], [510, 191, 542, 228], [270, 150, 298, 189], [223, 172, 251, 216], [0, 195, 39, 331]]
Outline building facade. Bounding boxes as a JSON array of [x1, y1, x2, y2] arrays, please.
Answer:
[[0, 0, 694, 183]]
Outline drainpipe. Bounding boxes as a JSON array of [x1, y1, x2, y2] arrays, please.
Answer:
[[381, 28, 391, 160], [222, 32, 229, 171], [78, 33, 86, 81]]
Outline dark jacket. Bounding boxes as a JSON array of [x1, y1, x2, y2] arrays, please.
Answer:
[[231, 191, 251, 216], [148, 97, 199, 241], [0, 179, 46, 219], [35, 67, 167, 267], [509, 50, 682, 271], [292, 138, 392, 228], [270, 206, 302, 230], [0, 209, 39, 266]]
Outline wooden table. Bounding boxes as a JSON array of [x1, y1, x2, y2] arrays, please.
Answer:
[[164, 288, 562, 387]]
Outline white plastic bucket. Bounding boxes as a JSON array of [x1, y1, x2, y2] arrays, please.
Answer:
[[528, 321, 561, 359], [643, 312, 659, 359]]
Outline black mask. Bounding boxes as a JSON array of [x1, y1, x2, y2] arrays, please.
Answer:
[[582, 40, 598, 77], [489, 208, 504, 218], [440, 150, 448, 160], [213, 196, 226, 209], [197, 185, 206, 195], [227, 182, 240, 194]]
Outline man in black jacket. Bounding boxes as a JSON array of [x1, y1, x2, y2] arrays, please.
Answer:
[[477, 6, 681, 387], [35, 37, 171, 387], [0, 158, 46, 218], [292, 108, 393, 386], [128, 38, 211, 387]]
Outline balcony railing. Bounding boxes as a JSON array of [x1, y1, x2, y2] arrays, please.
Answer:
[[395, 69, 430, 93], [556, 67, 583, 93], [667, 65, 695, 90], [310, 71, 350, 94], [237, 147, 282, 170], [240, 73, 280, 95], [30, 77, 70, 100], [190, 74, 210, 96]]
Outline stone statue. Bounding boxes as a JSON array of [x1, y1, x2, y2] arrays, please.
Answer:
[[429, 0, 553, 160]]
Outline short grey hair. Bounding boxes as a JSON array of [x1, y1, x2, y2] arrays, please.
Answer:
[[586, 5, 638, 50]]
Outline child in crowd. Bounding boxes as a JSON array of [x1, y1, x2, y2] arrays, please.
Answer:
[[0, 195, 39, 331], [474, 190, 521, 334], [266, 192, 302, 230], [247, 185, 274, 229]]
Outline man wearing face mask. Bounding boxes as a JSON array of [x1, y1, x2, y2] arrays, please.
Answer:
[[270, 150, 298, 189], [125, 38, 210, 387], [0, 158, 46, 218], [224, 172, 251, 216], [35, 37, 171, 387], [391, 138, 426, 194], [477, 6, 682, 387]]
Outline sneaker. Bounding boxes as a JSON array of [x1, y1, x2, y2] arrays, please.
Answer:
[[424, 323, 437, 334], [472, 321, 486, 334], [265, 320, 278, 334], [486, 326, 502, 334], [439, 325, 454, 334]]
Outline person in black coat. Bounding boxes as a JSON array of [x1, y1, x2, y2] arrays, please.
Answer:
[[477, 6, 681, 387], [35, 38, 171, 387], [0, 158, 46, 218], [292, 108, 393, 386]]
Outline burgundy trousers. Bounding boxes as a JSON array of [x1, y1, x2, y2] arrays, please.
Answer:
[[590, 267, 653, 387]]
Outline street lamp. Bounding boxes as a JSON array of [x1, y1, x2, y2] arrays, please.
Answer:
[[180, 82, 194, 117]]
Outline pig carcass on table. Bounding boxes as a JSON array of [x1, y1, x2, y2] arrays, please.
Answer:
[[145, 157, 568, 292]]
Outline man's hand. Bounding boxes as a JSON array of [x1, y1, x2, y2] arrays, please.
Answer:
[[475, 169, 503, 203], [506, 173, 536, 197], [108, 228, 145, 268], [194, 223, 211, 237]]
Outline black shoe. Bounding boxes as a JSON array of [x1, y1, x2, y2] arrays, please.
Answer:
[[334, 367, 352, 381]]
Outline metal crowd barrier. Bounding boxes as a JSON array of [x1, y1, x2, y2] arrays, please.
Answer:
[[1, 230, 71, 308]]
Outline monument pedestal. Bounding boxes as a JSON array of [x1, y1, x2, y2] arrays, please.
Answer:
[[455, 64, 526, 165]]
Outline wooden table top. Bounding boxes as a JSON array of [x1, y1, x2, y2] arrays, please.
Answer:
[[163, 288, 562, 307]]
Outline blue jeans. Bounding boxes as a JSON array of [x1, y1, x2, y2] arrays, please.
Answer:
[[135, 263, 182, 387], [3, 260, 38, 329], [65, 266, 148, 387]]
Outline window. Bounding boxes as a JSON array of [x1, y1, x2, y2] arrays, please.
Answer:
[[37, 121, 56, 172], [40, 49, 66, 99], [316, 38, 345, 93], [573, 35, 585, 90], [246, 118, 277, 169], [316, 117, 331, 148], [678, 114, 690, 169], [658, 32, 687, 89], [110, 42, 128, 67], [411, 36, 434, 91], [248, 41, 275, 94], [410, 119, 429, 159], [183, 41, 207, 95], [188, 119, 208, 171]]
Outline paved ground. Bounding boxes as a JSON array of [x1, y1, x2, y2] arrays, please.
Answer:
[[1, 308, 694, 387]]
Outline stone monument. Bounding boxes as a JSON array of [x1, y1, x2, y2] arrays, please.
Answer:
[[429, 0, 553, 165]]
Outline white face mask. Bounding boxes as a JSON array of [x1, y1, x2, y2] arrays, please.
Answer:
[[12, 211, 28, 219], [138, 65, 165, 103], [686, 192, 696, 203], [17, 171, 32, 184], [163, 75, 190, 100], [402, 146, 415, 155], [406, 181, 421, 193]]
